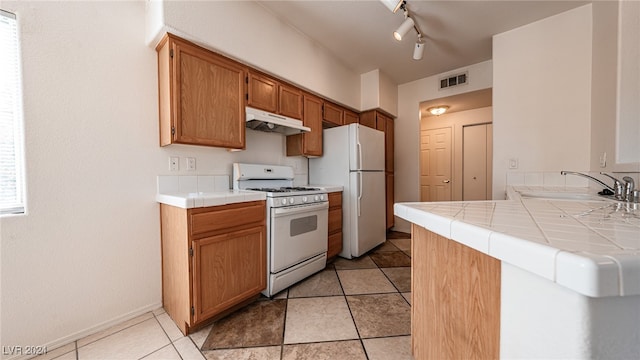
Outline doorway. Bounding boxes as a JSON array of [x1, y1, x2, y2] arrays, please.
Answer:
[[419, 88, 493, 201]]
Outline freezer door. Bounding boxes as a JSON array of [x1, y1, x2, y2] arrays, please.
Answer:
[[349, 124, 385, 171], [349, 171, 386, 257]]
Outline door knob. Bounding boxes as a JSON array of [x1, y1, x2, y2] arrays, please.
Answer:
[[443, 180, 450, 183]]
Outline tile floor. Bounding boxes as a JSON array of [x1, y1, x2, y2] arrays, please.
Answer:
[[35, 233, 412, 360]]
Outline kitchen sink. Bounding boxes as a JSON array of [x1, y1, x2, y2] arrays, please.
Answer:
[[518, 191, 610, 201]]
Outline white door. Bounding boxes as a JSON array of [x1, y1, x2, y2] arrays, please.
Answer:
[[420, 127, 452, 201], [349, 171, 386, 257], [350, 124, 385, 171], [463, 124, 493, 200]]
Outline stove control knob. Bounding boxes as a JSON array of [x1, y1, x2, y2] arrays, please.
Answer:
[[314, 195, 319, 201], [289, 197, 294, 204], [281, 198, 287, 205], [302, 196, 308, 203]]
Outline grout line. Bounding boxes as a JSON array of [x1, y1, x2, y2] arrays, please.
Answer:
[[74, 341, 78, 360]]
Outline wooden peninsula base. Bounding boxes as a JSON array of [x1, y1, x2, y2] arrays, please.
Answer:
[[411, 225, 501, 360]]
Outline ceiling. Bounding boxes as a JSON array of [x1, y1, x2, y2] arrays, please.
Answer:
[[257, 0, 589, 85]]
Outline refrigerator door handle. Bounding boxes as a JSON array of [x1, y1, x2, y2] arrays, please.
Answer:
[[357, 172, 363, 216], [357, 142, 362, 170]]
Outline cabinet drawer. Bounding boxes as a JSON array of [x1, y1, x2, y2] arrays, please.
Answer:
[[328, 208, 342, 234], [190, 203, 264, 236], [328, 192, 342, 208]]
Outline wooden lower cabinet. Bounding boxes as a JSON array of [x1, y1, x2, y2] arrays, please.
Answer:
[[386, 173, 394, 229], [160, 201, 266, 335], [411, 225, 500, 359], [327, 192, 343, 259]]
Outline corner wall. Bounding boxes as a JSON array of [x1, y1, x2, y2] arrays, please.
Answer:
[[492, 5, 593, 199]]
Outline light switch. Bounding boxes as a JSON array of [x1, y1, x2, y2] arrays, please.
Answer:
[[599, 152, 607, 168], [186, 157, 196, 171], [508, 158, 519, 169]]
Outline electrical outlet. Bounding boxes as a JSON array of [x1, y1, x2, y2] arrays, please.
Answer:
[[599, 152, 607, 168], [169, 156, 179, 171], [508, 158, 519, 169], [186, 157, 196, 171]]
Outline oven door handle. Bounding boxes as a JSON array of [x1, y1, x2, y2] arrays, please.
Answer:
[[272, 202, 329, 216]]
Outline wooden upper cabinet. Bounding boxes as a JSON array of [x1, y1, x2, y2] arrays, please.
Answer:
[[247, 70, 303, 120], [156, 33, 246, 149], [278, 84, 303, 119], [286, 93, 322, 157], [358, 111, 377, 129], [247, 71, 278, 113], [323, 102, 343, 126], [344, 109, 359, 125]]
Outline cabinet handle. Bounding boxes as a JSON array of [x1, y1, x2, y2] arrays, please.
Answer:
[[443, 180, 450, 183]]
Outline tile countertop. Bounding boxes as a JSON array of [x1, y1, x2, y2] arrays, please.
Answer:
[[156, 175, 266, 209], [156, 191, 266, 209], [394, 186, 640, 298]]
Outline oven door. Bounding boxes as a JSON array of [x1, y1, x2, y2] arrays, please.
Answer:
[[270, 201, 329, 273]]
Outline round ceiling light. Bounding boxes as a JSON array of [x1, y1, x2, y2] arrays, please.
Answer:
[[427, 106, 449, 116]]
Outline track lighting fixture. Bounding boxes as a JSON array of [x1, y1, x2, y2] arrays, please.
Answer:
[[382, 0, 425, 60], [413, 34, 424, 60], [380, 0, 405, 13]]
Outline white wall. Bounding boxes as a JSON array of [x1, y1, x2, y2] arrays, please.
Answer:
[[395, 61, 493, 232], [492, 5, 593, 199], [0, 0, 351, 355], [360, 69, 398, 116], [149, 0, 361, 110], [589, 1, 619, 172]]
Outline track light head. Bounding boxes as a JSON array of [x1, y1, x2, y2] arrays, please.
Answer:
[[380, 0, 405, 13], [413, 36, 424, 60], [393, 16, 414, 41]]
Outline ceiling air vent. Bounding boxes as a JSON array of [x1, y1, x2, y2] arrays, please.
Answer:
[[439, 71, 468, 90]]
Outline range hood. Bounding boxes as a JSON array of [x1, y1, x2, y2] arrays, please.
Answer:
[[245, 106, 310, 135]]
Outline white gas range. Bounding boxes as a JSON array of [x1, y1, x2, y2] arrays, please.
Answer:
[[233, 163, 328, 297]]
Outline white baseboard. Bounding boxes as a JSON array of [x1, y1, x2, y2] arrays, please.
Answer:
[[3, 302, 163, 360]]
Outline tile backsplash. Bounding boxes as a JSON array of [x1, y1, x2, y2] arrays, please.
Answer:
[[158, 175, 230, 194]]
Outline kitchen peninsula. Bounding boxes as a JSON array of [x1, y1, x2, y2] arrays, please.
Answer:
[[395, 186, 640, 359]]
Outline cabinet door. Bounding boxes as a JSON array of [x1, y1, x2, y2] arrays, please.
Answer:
[[386, 173, 394, 229], [323, 102, 343, 126], [286, 93, 323, 157], [191, 225, 266, 324], [344, 110, 359, 125], [384, 116, 394, 173], [376, 113, 386, 132], [171, 36, 246, 148], [359, 110, 376, 129], [279, 84, 303, 119], [247, 71, 278, 113]]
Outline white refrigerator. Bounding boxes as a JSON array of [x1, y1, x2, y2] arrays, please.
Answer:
[[309, 123, 386, 258]]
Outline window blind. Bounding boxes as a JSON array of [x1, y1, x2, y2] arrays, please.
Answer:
[[0, 9, 25, 215]]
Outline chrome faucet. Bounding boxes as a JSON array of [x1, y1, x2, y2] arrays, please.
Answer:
[[560, 171, 638, 202], [598, 172, 625, 200], [622, 176, 636, 202]]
